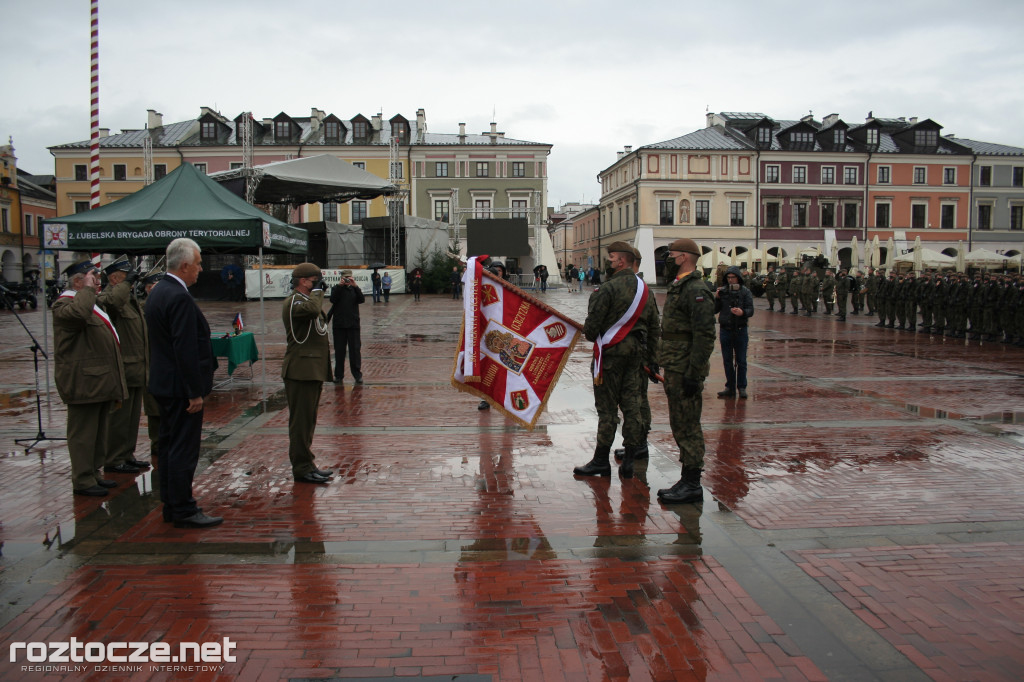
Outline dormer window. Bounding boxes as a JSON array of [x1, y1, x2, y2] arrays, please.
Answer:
[[275, 120, 291, 140], [324, 120, 341, 142], [391, 120, 407, 141], [833, 129, 845, 145], [353, 120, 368, 140], [866, 128, 879, 145], [201, 121, 218, 141], [757, 126, 771, 145], [914, 129, 937, 147], [790, 131, 813, 145]]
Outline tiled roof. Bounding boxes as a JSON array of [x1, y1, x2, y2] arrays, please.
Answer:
[[643, 127, 752, 151], [49, 115, 549, 150], [946, 137, 1024, 156]]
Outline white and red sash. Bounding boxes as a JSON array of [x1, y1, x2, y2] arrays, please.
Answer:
[[58, 290, 120, 346], [592, 275, 648, 385]]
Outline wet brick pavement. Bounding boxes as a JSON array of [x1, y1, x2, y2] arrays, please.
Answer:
[[1, 289, 1023, 681]]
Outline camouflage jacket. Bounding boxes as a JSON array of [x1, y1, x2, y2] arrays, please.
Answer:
[[658, 271, 715, 380], [583, 268, 647, 358]]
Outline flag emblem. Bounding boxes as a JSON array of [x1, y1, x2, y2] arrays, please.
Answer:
[[543, 322, 567, 342], [510, 390, 529, 411]]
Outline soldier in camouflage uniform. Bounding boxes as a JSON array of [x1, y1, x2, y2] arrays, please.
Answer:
[[999, 275, 1016, 343], [800, 266, 817, 316], [614, 248, 661, 467], [966, 273, 983, 339], [884, 271, 899, 327], [764, 265, 778, 311], [874, 270, 888, 327], [949, 272, 968, 338], [821, 270, 836, 315], [866, 267, 878, 315], [916, 272, 933, 333], [835, 269, 849, 322], [655, 238, 716, 505], [788, 267, 802, 314], [574, 242, 656, 479], [900, 271, 917, 330]]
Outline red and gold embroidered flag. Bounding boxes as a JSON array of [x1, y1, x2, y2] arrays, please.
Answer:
[[452, 257, 582, 429]]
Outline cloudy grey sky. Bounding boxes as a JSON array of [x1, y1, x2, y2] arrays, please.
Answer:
[[4, 0, 1023, 208]]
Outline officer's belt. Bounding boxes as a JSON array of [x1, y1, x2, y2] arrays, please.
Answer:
[[661, 332, 693, 341]]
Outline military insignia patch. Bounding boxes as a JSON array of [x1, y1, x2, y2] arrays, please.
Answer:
[[481, 284, 500, 306], [510, 390, 529, 411], [695, 295, 705, 302]]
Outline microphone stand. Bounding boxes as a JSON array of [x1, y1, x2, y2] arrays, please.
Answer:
[[1, 283, 66, 451]]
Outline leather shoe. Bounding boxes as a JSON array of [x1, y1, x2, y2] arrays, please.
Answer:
[[96, 479, 117, 488], [354, 376, 363, 385], [294, 471, 331, 484], [106, 463, 141, 474], [128, 458, 151, 469], [173, 512, 224, 529], [315, 468, 334, 477], [717, 390, 735, 398], [73, 485, 108, 497], [738, 389, 748, 399]]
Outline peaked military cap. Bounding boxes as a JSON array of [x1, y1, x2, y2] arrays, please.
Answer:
[[104, 254, 132, 276], [142, 269, 165, 285], [62, 257, 95, 278], [606, 241, 633, 255]]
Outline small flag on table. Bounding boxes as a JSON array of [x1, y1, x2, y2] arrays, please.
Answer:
[[232, 312, 244, 334], [452, 256, 582, 429]]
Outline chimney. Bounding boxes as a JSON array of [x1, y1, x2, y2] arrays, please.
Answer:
[[909, 116, 918, 125], [800, 113, 815, 123], [706, 112, 716, 128], [147, 109, 163, 129], [416, 108, 426, 134], [822, 113, 839, 128], [371, 113, 382, 130], [99, 128, 110, 138], [490, 122, 497, 134], [624, 145, 632, 154], [617, 151, 625, 159], [263, 118, 274, 129], [459, 122, 466, 142]]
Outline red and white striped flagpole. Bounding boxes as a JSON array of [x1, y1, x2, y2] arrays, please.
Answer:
[[89, 0, 100, 209]]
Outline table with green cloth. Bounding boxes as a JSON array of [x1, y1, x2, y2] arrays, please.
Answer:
[[210, 331, 260, 376]]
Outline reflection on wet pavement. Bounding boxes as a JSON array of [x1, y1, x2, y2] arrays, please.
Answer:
[[1, 293, 1023, 680]]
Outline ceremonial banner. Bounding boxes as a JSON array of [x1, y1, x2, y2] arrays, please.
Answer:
[[452, 257, 583, 429]]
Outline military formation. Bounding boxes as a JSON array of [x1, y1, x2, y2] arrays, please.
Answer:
[[764, 262, 1024, 343]]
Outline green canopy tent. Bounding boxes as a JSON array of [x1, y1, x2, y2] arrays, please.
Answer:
[[42, 162, 310, 399], [43, 162, 308, 255]]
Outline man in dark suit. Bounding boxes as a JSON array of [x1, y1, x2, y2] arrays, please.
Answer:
[[145, 238, 222, 528], [327, 268, 365, 384]]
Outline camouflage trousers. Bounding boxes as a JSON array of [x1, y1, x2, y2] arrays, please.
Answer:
[[662, 370, 705, 471], [593, 354, 644, 450], [789, 293, 800, 312]]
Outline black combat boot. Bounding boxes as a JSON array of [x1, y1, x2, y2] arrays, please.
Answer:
[[657, 468, 704, 504], [619, 444, 646, 479], [613, 442, 649, 461], [573, 445, 611, 477]]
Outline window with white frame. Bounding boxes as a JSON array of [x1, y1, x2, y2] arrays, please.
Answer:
[[866, 128, 879, 145], [695, 200, 710, 226], [659, 200, 673, 225], [765, 203, 780, 227], [193, 162, 207, 174], [1011, 205, 1023, 230], [757, 126, 771, 146], [877, 166, 890, 184], [793, 202, 808, 227], [977, 204, 992, 230], [940, 204, 955, 229], [730, 201, 744, 226], [475, 199, 492, 218], [352, 162, 365, 170], [844, 167, 858, 185], [821, 166, 835, 184], [943, 167, 956, 185], [980, 166, 992, 186], [821, 203, 835, 228], [512, 162, 525, 177], [793, 166, 807, 183], [324, 120, 341, 142], [229, 162, 243, 170], [913, 167, 927, 184], [351, 201, 367, 223], [476, 162, 489, 177], [201, 121, 218, 141], [74, 201, 90, 213], [435, 162, 448, 178], [434, 199, 450, 223], [912, 204, 927, 229], [914, 129, 938, 147], [875, 202, 890, 228], [275, 120, 291, 140], [764, 165, 780, 183], [323, 202, 338, 221], [843, 203, 858, 227], [1014, 167, 1023, 187], [833, 129, 845, 146], [511, 199, 528, 219]]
